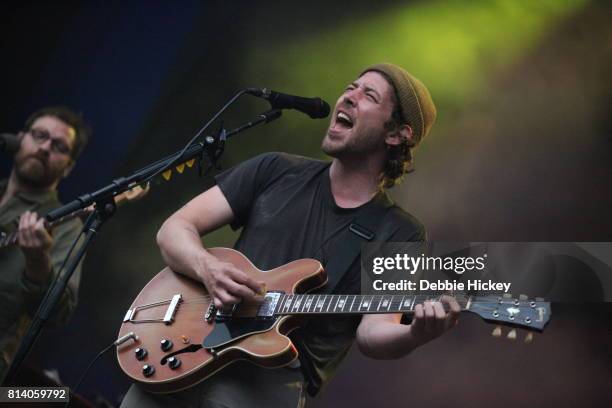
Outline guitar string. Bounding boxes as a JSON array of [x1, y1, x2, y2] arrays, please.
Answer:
[[137, 298, 533, 319], [142, 294, 526, 309], [166, 293, 490, 303]]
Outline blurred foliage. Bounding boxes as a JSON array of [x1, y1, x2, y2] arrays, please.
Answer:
[[242, 0, 586, 159]]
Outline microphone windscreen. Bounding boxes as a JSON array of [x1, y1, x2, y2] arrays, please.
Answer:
[[0, 133, 20, 156]]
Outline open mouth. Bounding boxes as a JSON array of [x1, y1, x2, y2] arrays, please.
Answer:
[[336, 111, 354, 129]]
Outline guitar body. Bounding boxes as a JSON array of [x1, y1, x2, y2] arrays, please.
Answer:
[[116, 247, 326, 393], [117, 248, 551, 394]]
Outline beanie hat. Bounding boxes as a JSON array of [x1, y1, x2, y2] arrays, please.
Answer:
[[361, 63, 436, 144]]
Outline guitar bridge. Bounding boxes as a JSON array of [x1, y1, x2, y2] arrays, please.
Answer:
[[204, 303, 217, 322], [123, 294, 182, 324]]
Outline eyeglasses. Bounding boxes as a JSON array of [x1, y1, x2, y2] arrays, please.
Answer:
[[27, 128, 72, 156]]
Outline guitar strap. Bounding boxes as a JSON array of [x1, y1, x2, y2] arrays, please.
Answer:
[[321, 194, 396, 294], [295, 195, 397, 396]]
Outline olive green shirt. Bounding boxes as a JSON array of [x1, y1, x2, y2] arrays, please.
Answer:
[[0, 178, 82, 380]]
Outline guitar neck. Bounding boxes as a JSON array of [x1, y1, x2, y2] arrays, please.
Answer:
[[0, 182, 150, 249], [0, 209, 84, 249], [274, 293, 472, 316]]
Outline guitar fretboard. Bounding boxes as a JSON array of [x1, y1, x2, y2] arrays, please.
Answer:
[[0, 211, 82, 249], [274, 294, 471, 315]]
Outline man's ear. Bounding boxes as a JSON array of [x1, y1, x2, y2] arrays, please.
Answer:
[[62, 161, 75, 178], [385, 124, 413, 147]]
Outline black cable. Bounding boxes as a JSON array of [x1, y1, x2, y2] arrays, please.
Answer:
[[64, 340, 116, 408]]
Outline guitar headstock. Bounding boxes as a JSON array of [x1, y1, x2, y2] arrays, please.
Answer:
[[467, 294, 551, 334]]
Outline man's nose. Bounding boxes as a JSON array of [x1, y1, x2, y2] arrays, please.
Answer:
[[37, 139, 52, 154], [343, 91, 356, 107]]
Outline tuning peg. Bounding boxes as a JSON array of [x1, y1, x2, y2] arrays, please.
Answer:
[[503, 293, 512, 299], [519, 294, 528, 300], [507, 329, 517, 341], [492, 326, 502, 338], [176, 163, 185, 174], [524, 333, 534, 344], [186, 159, 195, 168], [535, 297, 544, 301], [162, 169, 172, 181]]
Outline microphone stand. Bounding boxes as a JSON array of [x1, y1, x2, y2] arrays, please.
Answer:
[[2, 107, 282, 386]]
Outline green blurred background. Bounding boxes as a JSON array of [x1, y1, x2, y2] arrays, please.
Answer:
[[2, 1, 611, 406]]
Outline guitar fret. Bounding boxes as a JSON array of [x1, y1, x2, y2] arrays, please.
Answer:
[[275, 295, 287, 315], [293, 295, 303, 312], [316, 295, 325, 312], [333, 295, 341, 311], [309, 295, 318, 313], [275, 294, 426, 315], [284, 295, 294, 313], [302, 295, 313, 313], [335, 295, 346, 312], [378, 296, 389, 311]]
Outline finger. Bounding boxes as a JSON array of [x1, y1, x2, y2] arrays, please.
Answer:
[[228, 267, 265, 295], [27, 213, 46, 247], [18, 211, 28, 245], [19, 211, 34, 247], [412, 303, 425, 330], [423, 301, 435, 333], [442, 296, 460, 328], [213, 297, 223, 309], [224, 279, 257, 300], [26, 211, 38, 232], [29, 211, 39, 224], [216, 289, 241, 308], [432, 301, 446, 334], [33, 218, 52, 245]]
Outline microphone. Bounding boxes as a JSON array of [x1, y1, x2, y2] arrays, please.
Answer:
[[246, 88, 330, 119], [1, 133, 20, 156]]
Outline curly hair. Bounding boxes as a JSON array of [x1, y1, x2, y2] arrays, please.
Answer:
[[379, 103, 416, 190]]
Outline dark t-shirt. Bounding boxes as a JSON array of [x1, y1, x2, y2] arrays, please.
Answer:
[[215, 152, 425, 391]]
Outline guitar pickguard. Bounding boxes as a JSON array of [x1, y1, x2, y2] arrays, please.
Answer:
[[202, 317, 278, 349]]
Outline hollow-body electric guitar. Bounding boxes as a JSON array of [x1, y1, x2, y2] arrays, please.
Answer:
[[116, 247, 551, 393]]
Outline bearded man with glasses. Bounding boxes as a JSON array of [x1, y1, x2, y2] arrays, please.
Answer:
[[0, 106, 90, 382]]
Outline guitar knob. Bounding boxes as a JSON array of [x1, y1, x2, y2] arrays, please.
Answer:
[[168, 356, 181, 370], [160, 339, 173, 351], [135, 347, 148, 360], [142, 364, 155, 377]]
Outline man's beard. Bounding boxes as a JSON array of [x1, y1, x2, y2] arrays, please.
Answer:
[[13, 153, 62, 189], [322, 127, 384, 159]]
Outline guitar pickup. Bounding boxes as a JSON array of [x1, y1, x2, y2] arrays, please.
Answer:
[[256, 291, 282, 318]]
